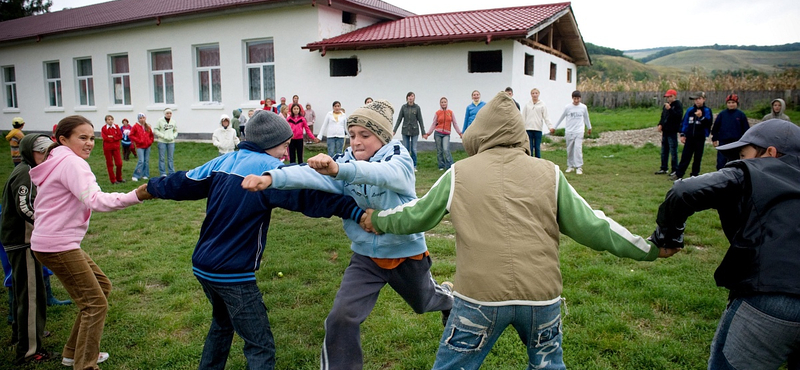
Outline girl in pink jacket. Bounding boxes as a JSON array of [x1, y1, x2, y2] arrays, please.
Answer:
[[29, 115, 152, 369]]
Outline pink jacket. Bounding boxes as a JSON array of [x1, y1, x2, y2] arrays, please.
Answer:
[[286, 115, 317, 140], [30, 145, 141, 253]]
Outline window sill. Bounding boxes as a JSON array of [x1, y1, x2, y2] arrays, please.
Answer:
[[108, 106, 134, 112], [191, 103, 224, 110], [3, 108, 20, 113], [44, 107, 65, 113], [147, 104, 178, 112], [74, 106, 97, 112]]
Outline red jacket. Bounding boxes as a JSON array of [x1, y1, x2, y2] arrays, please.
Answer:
[[130, 123, 155, 149], [101, 124, 123, 150]]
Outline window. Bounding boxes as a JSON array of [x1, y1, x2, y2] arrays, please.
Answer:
[[342, 11, 356, 25], [524, 54, 534, 76], [151, 50, 174, 104], [330, 58, 358, 77], [196, 45, 221, 103], [468, 50, 502, 73], [110, 55, 131, 105], [549, 63, 557, 81], [566, 68, 572, 83], [45, 61, 62, 107], [76, 58, 94, 106], [245, 40, 274, 101], [3, 66, 17, 108]]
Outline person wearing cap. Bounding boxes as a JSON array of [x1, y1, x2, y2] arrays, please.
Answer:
[[146, 110, 367, 370], [154, 108, 178, 177], [711, 94, 749, 170], [651, 119, 800, 369], [6, 117, 25, 166], [669, 91, 713, 180], [1, 134, 62, 364], [655, 89, 683, 175], [212, 114, 240, 155], [241, 100, 454, 370], [551, 90, 592, 174]]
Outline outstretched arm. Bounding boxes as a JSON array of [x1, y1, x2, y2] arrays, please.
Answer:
[[371, 170, 452, 234]]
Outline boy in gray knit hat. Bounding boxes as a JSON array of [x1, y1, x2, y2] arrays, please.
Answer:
[[242, 100, 453, 370], [145, 110, 367, 369]]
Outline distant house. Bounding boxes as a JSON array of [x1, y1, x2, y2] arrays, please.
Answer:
[[0, 0, 589, 141]]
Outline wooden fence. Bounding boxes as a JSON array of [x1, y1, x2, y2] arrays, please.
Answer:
[[581, 90, 799, 109]]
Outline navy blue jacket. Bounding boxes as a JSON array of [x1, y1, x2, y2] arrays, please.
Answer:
[[680, 105, 713, 138], [147, 141, 364, 285], [711, 109, 749, 143]]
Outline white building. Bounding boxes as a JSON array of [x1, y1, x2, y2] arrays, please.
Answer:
[[0, 0, 590, 141]]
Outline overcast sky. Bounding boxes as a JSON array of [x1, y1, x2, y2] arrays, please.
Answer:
[[51, 0, 800, 51]]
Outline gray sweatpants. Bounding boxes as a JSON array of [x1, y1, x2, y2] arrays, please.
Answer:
[[565, 131, 584, 169], [320, 253, 453, 370]]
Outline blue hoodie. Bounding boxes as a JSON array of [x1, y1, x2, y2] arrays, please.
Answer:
[[147, 141, 364, 284], [267, 140, 426, 259]]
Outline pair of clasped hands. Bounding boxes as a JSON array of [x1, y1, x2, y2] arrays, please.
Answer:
[[240, 153, 379, 234]]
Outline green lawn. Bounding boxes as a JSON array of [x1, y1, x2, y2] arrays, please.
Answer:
[[0, 136, 744, 369]]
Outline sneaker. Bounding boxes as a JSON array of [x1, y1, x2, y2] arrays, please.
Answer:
[[565, 167, 574, 173], [668, 174, 681, 181], [576, 168, 583, 175], [62, 352, 109, 366], [654, 170, 667, 175], [142, 176, 149, 180], [414, 167, 418, 172], [117, 179, 126, 183], [668, 171, 676, 177], [131, 177, 138, 182], [439, 168, 444, 171], [440, 281, 454, 326], [16, 350, 59, 365]]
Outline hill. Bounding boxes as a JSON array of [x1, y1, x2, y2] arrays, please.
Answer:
[[646, 49, 800, 73], [623, 48, 667, 59], [578, 55, 683, 81]]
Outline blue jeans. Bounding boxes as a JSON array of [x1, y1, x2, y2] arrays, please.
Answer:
[[157, 142, 175, 176], [432, 298, 565, 370], [402, 134, 419, 167], [196, 278, 275, 370], [326, 137, 344, 157], [527, 130, 543, 158], [660, 132, 678, 172], [434, 132, 453, 169], [708, 293, 800, 370], [133, 147, 150, 179]]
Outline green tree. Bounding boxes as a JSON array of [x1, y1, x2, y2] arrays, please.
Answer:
[[0, 0, 52, 22]]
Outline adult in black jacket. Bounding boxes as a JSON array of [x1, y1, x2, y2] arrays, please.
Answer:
[[651, 119, 800, 370], [655, 89, 683, 175], [670, 92, 713, 180], [711, 94, 749, 170]]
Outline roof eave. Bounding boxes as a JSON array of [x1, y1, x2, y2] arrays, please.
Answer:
[[304, 30, 528, 52]]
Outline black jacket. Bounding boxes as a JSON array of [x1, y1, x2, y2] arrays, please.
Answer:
[[659, 100, 683, 133], [651, 155, 800, 296]]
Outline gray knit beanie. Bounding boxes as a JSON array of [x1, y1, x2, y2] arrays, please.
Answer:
[[246, 110, 293, 150]]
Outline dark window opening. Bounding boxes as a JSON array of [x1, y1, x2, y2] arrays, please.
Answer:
[[468, 50, 502, 73], [342, 11, 356, 25], [330, 58, 358, 77], [549, 63, 557, 81], [567, 68, 572, 83], [524, 53, 534, 76]]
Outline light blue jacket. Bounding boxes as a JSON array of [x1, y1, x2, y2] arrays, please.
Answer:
[[267, 140, 427, 258]]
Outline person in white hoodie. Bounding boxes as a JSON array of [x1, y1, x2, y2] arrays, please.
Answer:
[[30, 116, 152, 369], [212, 114, 240, 155], [551, 90, 592, 174], [521, 88, 552, 158]]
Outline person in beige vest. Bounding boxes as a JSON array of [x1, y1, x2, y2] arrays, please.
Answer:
[[365, 92, 678, 369]]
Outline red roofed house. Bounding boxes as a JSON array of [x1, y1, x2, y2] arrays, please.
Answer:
[[0, 0, 589, 142]]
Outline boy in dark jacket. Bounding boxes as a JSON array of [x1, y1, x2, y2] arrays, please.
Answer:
[[655, 89, 683, 175], [711, 94, 749, 169], [670, 91, 713, 180], [651, 119, 800, 369], [145, 111, 367, 370], [1, 134, 60, 364]]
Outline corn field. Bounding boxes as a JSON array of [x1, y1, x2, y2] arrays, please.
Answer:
[[578, 69, 800, 92]]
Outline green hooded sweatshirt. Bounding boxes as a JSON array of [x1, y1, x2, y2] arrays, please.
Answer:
[[1, 134, 50, 250]]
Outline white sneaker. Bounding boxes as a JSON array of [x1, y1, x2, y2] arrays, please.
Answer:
[[576, 168, 583, 175], [414, 167, 418, 172], [142, 176, 149, 180], [565, 167, 574, 173], [131, 177, 138, 182], [62, 352, 109, 366]]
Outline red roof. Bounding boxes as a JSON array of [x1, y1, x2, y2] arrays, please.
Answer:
[[0, 0, 414, 44], [305, 2, 572, 51]]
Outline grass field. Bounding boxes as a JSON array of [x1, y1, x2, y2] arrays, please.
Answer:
[[0, 127, 762, 369]]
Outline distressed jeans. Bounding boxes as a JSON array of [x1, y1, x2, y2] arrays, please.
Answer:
[[432, 297, 564, 370], [708, 293, 800, 370]]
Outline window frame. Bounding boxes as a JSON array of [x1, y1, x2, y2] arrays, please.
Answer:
[[2, 66, 17, 109], [44, 61, 62, 108], [549, 62, 557, 81], [329, 57, 359, 77], [566, 68, 572, 83], [75, 58, 95, 107], [468, 50, 503, 73], [244, 40, 275, 102], [150, 49, 174, 105], [524, 53, 534, 76], [195, 44, 222, 104], [109, 54, 132, 106]]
